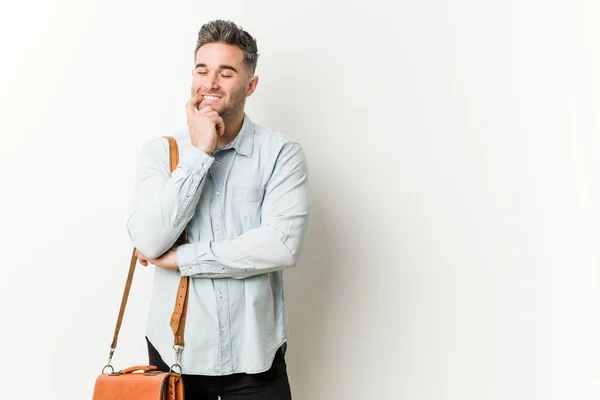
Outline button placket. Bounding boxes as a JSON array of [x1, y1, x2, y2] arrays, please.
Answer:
[[209, 150, 235, 372]]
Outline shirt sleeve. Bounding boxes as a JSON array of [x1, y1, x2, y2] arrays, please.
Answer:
[[176, 142, 312, 279], [127, 137, 214, 259]]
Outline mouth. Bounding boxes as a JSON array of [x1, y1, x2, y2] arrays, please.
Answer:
[[202, 94, 221, 102]]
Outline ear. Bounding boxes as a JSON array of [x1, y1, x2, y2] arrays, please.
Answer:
[[246, 75, 259, 97]]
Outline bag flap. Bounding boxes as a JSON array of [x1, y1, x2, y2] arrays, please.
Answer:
[[92, 371, 168, 400]]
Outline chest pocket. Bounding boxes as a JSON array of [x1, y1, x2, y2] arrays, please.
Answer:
[[230, 186, 266, 235]]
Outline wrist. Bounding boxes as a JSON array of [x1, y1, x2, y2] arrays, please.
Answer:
[[178, 143, 215, 171], [191, 142, 214, 155]]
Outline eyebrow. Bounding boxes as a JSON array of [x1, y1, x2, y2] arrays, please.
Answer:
[[195, 63, 238, 73]]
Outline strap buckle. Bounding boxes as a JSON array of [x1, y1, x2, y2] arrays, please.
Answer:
[[169, 345, 183, 374], [101, 348, 116, 374]]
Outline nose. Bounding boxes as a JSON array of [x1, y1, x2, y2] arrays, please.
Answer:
[[202, 73, 219, 91]]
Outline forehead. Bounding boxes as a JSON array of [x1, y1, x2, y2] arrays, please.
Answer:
[[195, 43, 244, 67]]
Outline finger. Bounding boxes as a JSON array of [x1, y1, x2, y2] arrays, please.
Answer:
[[185, 95, 200, 117], [136, 250, 150, 264], [215, 116, 225, 136], [201, 110, 219, 118], [199, 112, 219, 122], [197, 106, 215, 115], [185, 99, 195, 118], [205, 115, 224, 135]]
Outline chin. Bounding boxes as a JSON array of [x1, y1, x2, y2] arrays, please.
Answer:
[[219, 107, 235, 117]]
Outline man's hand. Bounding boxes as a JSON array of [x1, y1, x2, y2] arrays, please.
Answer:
[[136, 247, 179, 271], [186, 94, 225, 154]]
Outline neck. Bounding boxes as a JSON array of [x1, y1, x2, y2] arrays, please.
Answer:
[[217, 111, 245, 149]]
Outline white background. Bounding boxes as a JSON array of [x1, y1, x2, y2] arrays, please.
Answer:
[[0, 0, 599, 399]]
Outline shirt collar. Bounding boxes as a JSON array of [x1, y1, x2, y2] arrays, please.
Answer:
[[219, 113, 254, 157]]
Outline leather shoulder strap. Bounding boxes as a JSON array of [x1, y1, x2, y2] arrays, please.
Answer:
[[109, 248, 138, 351], [163, 136, 190, 347], [108, 136, 189, 355], [165, 136, 179, 172]]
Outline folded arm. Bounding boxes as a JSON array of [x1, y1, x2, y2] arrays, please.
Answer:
[[176, 143, 312, 279], [127, 138, 214, 259]]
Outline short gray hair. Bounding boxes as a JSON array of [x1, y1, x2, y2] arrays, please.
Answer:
[[194, 20, 259, 75]]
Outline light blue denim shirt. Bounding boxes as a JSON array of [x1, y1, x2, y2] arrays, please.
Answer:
[[126, 114, 312, 375]]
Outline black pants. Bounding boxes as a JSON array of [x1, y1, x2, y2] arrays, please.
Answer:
[[146, 338, 292, 400]]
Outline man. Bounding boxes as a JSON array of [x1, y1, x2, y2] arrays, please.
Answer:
[[127, 20, 312, 399]]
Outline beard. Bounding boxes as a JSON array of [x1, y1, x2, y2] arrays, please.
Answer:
[[218, 85, 247, 119], [191, 82, 247, 119]]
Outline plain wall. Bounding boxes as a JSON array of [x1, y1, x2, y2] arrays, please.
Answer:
[[0, 0, 599, 398]]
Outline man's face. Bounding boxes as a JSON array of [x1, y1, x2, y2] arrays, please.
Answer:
[[191, 42, 257, 118]]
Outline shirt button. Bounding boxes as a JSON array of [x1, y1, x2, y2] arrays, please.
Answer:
[[216, 191, 220, 196], [215, 225, 219, 230]]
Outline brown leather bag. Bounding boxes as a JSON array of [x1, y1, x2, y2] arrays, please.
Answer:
[[93, 137, 189, 400]]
